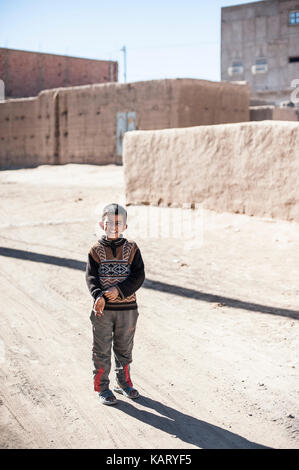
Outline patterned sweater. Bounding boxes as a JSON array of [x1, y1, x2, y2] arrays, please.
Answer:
[[85, 235, 145, 311]]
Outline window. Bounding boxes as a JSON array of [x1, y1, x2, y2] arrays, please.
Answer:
[[228, 60, 244, 76], [252, 58, 268, 74], [289, 10, 299, 25], [289, 57, 299, 63]]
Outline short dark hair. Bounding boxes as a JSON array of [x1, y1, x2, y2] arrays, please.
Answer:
[[102, 203, 127, 224]]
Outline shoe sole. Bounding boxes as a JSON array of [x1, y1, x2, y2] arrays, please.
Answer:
[[99, 398, 118, 405], [98, 393, 118, 405], [113, 387, 139, 399]]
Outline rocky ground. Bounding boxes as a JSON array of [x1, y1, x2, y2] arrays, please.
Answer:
[[0, 163, 298, 449]]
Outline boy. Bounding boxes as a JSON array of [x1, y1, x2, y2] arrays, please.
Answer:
[[85, 203, 145, 405]]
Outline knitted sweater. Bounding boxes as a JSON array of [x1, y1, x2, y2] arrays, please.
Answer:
[[85, 234, 145, 310]]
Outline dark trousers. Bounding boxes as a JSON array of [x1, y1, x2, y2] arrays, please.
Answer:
[[90, 308, 139, 393]]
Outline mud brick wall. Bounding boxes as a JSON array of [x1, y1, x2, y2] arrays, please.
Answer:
[[0, 98, 37, 167], [176, 79, 249, 126], [57, 80, 180, 165], [0, 78, 250, 168], [0, 89, 57, 168], [0, 48, 118, 98], [56, 78, 250, 165], [250, 106, 299, 122], [123, 121, 299, 222]]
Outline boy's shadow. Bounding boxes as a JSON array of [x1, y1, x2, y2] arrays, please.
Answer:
[[113, 394, 271, 449]]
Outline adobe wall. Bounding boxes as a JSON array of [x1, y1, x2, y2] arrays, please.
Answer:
[[123, 121, 299, 222], [58, 79, 249, 164], [0, 89, 57, 168], [177, 79, 249, 126], [57, 80, 180, 165], [0, 78, 250, 168], [250, 106, 299, 121]]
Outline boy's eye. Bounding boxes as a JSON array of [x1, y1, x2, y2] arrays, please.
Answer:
[[106, 221, 122, 227]]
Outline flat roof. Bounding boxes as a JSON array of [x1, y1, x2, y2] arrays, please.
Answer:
[[222, 0, 268, 11], [0, 47, 116, 64]]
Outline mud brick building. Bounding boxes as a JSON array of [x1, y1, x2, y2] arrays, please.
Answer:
[[0, 47, 118, 99]]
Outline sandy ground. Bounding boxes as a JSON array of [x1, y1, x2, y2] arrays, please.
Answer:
[[0, 163, 298, 449]]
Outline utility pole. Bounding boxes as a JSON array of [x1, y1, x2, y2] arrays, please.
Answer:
[[0, 79, 5, 101], [121, 45, 127, 83]]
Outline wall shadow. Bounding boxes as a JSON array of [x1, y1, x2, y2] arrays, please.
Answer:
[[0, 164, 40, 171], [112, 395, 271, 449], [0, 246, 298, 320], [0, 246, 85, 270], [143, 278, 299, 320]]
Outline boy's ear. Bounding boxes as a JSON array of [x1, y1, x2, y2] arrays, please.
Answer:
[[99, 221, 104, 230]]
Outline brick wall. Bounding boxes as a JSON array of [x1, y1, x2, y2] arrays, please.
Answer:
[[0, 48, 118, 98]]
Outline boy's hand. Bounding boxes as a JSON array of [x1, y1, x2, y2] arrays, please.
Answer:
[[93, 296, 105, 317], [104, 286, 119, 301]]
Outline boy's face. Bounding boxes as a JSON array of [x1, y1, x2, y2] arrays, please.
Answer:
[[99, 214, 127, 240]]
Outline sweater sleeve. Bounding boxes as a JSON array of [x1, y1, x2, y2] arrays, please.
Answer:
[[85, 252, 104, 301], [116, 247, 145, 299]]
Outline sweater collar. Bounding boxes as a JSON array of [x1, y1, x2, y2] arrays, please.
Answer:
[[99, 234, 126, 246], [99, 234, 126, 257]]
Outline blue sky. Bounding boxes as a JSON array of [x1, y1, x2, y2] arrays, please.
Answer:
[[0, 0, 255, 83]]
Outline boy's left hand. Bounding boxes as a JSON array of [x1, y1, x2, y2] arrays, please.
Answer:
[[104, 286, 119, 301]]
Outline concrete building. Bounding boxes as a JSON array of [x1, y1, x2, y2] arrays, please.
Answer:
[[221, 0, 299, 105], [0, 48, 118, 99]]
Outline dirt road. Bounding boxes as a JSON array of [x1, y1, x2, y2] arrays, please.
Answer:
[[0, 164, 298, 449]]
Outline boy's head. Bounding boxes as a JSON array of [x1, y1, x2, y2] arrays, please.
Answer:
[[99, 203, 128, 240]]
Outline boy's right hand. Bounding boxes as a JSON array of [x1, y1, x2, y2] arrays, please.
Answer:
[[93, 296, 105, 317]]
